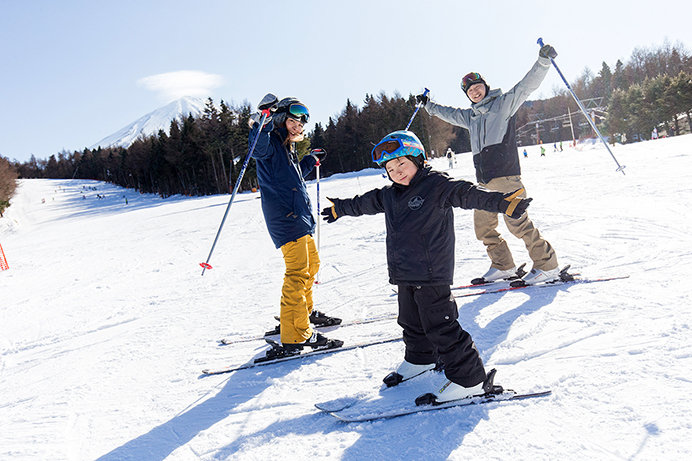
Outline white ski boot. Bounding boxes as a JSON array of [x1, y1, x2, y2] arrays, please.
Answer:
[[432, 380, 485, 402], [415, 369, 498, 406], [521, 267, 560, 285], [471, 265, 520, 285], [383, 360, 436, 387]]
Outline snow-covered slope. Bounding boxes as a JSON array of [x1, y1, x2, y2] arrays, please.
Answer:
[[1, 135, 691, 459], [90, 96, 207, 149]]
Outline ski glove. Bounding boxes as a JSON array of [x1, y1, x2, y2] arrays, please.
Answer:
[[416, 93, 429, 106], [539, 44, 557, 59], [321, 198, 339, 223], [249, 93, 279, 128], [500, 189, 532, 219], [310, 148, 327, 161], [258, 93, 279, 111]]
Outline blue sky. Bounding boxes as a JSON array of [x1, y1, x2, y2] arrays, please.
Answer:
[[1, 0, 691, 162]]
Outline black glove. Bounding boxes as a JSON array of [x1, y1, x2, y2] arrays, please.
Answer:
[[310, 148, 327, 161], [539, 44, 557, 59], [500, 189, 532, 219], [416, 93, 429, 106], [321, 198, 339, 223]]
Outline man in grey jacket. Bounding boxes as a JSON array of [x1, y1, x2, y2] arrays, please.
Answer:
[[417, 43, 560, 285]]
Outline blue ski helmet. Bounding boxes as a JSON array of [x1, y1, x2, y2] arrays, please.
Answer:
[[371, 130, 426, 167]]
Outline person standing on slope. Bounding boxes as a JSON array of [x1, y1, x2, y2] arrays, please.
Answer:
[[249, 95, 341, 358], [321, 130, 531, 404], [416, 43, 561, 285]]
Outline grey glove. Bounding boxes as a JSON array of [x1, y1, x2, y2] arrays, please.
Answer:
[[249, 112, 272, 128], [539, 44, 557, 59], [258, 93, 278, 111], [249, 93, 279, 128]]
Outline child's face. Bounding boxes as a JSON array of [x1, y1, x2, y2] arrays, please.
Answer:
[[385, 156, 418, 186]]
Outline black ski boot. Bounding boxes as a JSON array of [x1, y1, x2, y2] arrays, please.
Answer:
[[309, 310, 342, 327], [266, 311, 342, 336]]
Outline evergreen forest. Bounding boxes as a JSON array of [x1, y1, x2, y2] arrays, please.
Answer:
[[2, 41, 691, 207]]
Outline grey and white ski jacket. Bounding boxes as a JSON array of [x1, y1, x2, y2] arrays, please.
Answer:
[[424, 57, 551, 183]]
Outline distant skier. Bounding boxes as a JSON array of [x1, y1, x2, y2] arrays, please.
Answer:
[[446, 147, 455, 169], [249, 94, 340, 358], [523, 148, 528, 158], [540, 144, 546, 157], [416, 43, 561, 285], [651, 127, 659, 140], [321, 130, 531, 403]]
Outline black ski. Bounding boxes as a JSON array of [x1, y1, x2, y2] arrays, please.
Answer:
[[201, 336, 402, 375], [218, 313, 398, 346]]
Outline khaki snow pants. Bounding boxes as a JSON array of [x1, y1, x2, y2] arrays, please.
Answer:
[[474, 175, 558, 272], [279, 234, 320, 344]]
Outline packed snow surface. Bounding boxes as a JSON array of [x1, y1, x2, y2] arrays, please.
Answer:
[[2, 135, 691, 460]]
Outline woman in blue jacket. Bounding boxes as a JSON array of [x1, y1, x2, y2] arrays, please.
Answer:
[[250, 96, 340, 357]]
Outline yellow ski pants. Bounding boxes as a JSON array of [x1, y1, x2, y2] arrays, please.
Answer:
[[279, 234, 320, 344]]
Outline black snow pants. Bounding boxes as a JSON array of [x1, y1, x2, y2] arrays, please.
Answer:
[[397, 284, 486, 387]]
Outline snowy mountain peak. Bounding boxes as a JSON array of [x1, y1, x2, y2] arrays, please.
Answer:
[[91, 96, 207, 149]]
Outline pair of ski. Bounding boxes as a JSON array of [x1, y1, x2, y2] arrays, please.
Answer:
[[314, 368, 551, 423], [453, 265, 629, 298]]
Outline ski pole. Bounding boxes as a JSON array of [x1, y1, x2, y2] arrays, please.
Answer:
[[315, 154, 321, 284], [537, 38, 625, 175], [199, 109, 271, 275], [308, 149, 326, 283], [404, 88, 430, 131]]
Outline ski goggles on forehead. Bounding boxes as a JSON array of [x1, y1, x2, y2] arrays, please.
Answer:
[[286, 103, 309, 123], [461, 72, 483, 92], [371, 138, 420, 165]]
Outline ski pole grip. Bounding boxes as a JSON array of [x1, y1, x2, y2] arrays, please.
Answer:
[[537, 37, 545, 47]]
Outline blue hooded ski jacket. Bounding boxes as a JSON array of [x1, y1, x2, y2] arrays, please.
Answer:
[[250, 121, 317, 249]]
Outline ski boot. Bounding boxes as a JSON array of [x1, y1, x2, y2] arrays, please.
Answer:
[[510, 264, 572, 287], [266, 310, 342, 336], [415, 369, 502, 406], [309, 310, 342, 327], [383, 360, 437, 387], [255, 332, 344, 363], [471, 263, 526, 285]]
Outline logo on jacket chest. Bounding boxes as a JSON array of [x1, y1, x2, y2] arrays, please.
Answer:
[[408, 196, 425, 210]]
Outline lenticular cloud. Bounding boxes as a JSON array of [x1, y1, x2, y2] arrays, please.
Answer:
[[137, 70, 224, 101]]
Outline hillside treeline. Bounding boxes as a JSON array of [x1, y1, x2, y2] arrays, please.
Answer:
[[516, 41, 692, 145], [11, 95, 469, 196], [0, 156, 18, 216], [6, 41, 692, 200]]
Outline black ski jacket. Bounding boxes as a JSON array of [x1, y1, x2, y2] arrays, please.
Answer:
[[331, 166, 507, 285]]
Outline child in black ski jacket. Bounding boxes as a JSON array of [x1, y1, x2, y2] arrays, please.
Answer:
[[321, 130, 531, 404]]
